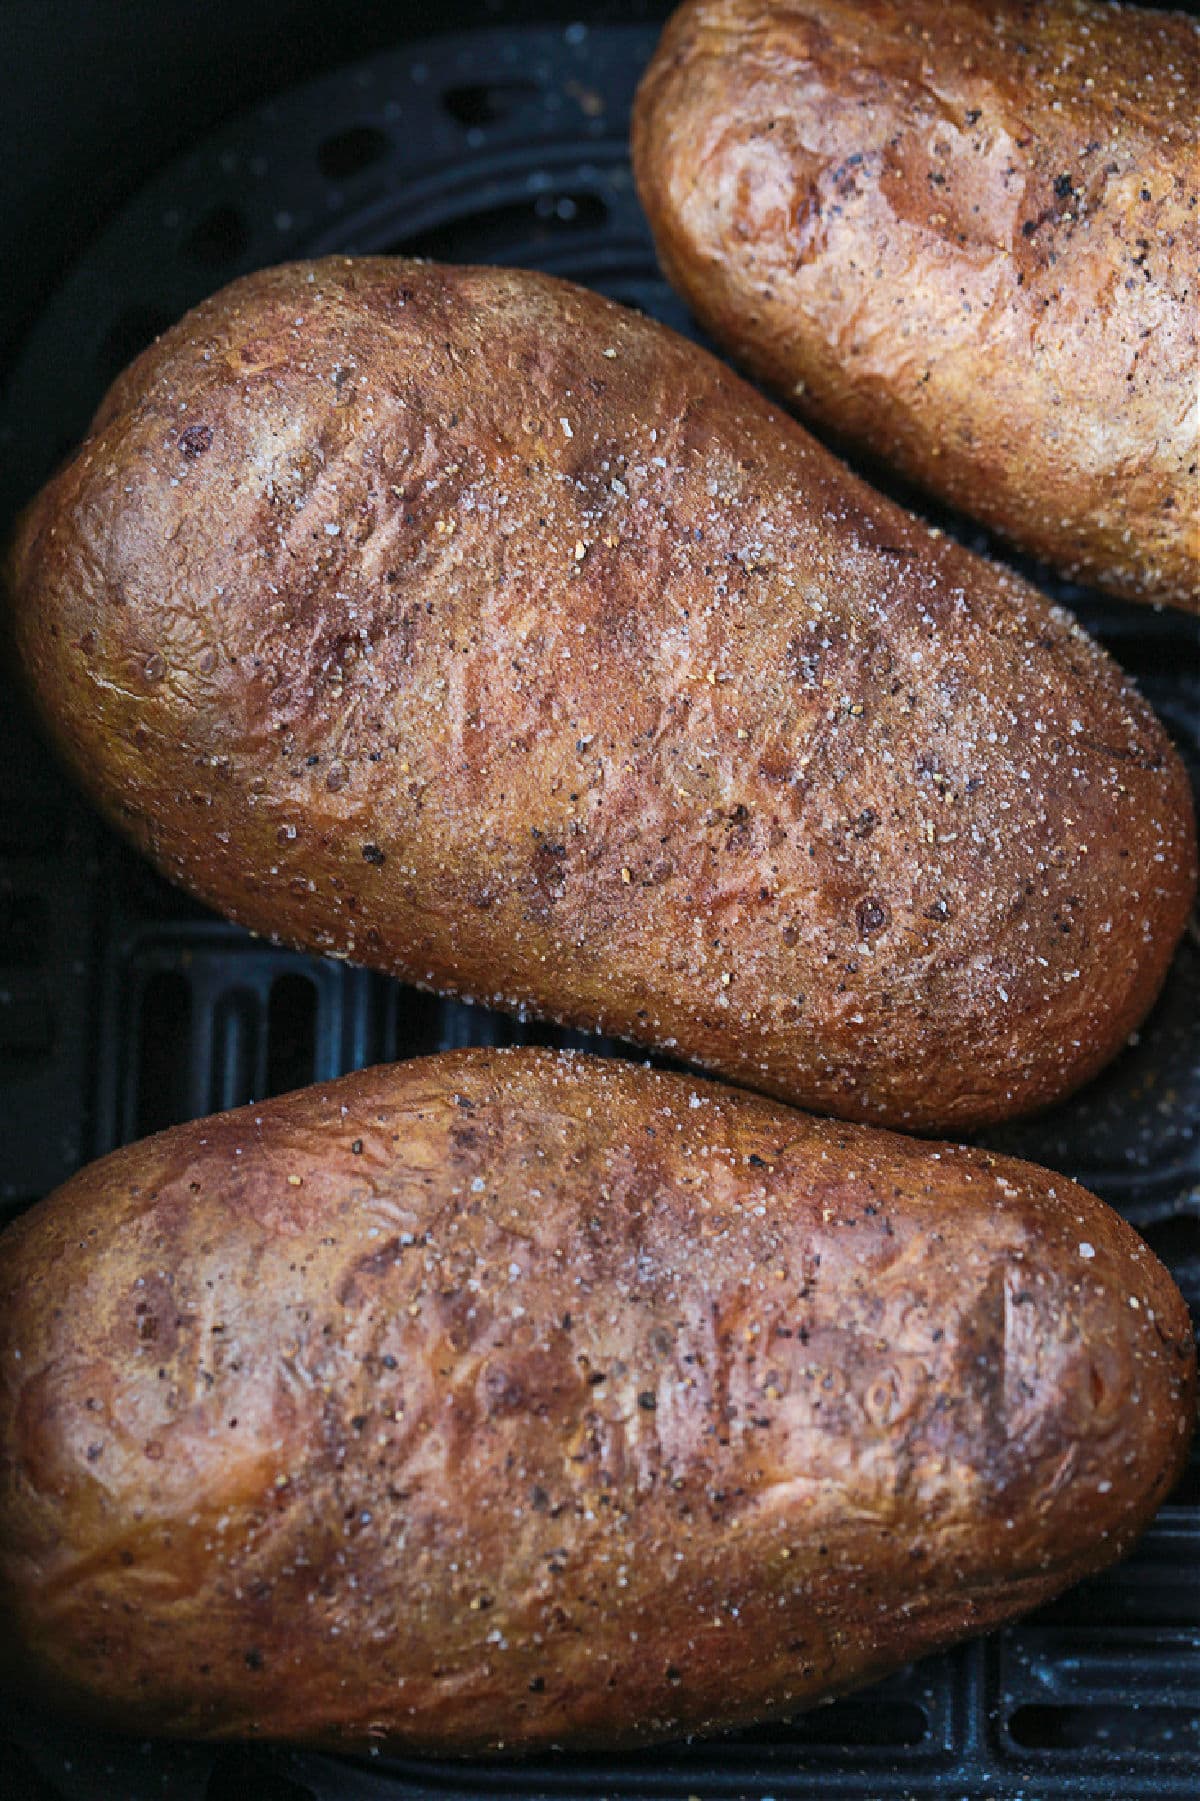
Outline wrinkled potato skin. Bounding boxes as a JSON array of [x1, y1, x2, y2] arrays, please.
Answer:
[[8, 259, 1196, 1131], [633, 0, 1200, 609], [0, 1049, 1193, 1754]]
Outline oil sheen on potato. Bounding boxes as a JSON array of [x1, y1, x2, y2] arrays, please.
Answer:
[[8, 259, 1197, 1129], [0, 1050, 1194, 1751]]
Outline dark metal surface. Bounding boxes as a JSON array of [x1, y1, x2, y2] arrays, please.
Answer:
[[0, 22, 1197, 1801]]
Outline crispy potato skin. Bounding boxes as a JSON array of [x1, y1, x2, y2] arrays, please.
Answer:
[[0, 1049, 1193, 1754], [7, 258, 1196, 1131], [632, 0, 1200, 609]]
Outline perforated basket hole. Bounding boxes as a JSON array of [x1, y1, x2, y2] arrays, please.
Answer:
[[185, 201, 251, 267], [395, 190, 610, 264], [441, 79, 540, 128], [266, 971, 318, 1096], [745, 1698, 929, 1750], [135, 969, 192, 1136], [1008, 1702, 1200, 1754], [376, 983, 449, 1060], [317, 124, 390, 182]]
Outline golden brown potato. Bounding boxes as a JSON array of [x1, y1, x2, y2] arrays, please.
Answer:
[[0, 1048, 1193, 1754], [7, 258, 1196, 1131], [632, 0, 1200, 610]]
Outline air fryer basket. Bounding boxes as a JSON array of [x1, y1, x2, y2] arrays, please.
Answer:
[[0, 23, 1197, 1801]]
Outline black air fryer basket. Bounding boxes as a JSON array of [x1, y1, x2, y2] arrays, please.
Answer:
[[1, 6, 1197, 1798]]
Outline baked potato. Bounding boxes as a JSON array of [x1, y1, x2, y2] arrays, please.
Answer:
[[7, 257, 1196, 1131], [0, 1048, 1193, 1753], [632, 0, 1200, 610]]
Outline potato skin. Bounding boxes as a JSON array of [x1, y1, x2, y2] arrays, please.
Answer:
[[0, 1049, 1193, 1754], [632, 0, 1200, 609], [7, 257, 1196, 1131]]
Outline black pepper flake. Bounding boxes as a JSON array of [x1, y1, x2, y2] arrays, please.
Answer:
[[351, 1138, 364, 1154], [1022, 219, 1039, 238], [638, 1391, 657, 1411], [748, 1153, 768, 1169], [855, 896, 890, 937], [179, 423, 213, 457], [529, 1676, 545, 1693], [245, 1649, 265, 1671], [1053, 173, 1073, 199], [362, 843, 387, 866]]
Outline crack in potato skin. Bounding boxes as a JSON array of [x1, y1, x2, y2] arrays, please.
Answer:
[[8, 256, 1196, 1130], [633, 0, 1200, 609], [0, 1049, 1193, 1752]]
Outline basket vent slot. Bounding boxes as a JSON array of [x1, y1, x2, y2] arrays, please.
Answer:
[[266, 972, 318, 1096], [135, 969, 192, 1136], [441, 80, 539, 128], [318, 124, 390, 181]]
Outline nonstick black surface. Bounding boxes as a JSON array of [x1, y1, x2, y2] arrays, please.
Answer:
[[0, 12, 1197, 1800]]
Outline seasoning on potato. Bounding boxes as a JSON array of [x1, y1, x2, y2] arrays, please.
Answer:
[[0, 1049, 1193, 1754], [632, 0, 1200, 610], [8, 258, 1196, 1132]]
